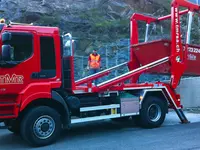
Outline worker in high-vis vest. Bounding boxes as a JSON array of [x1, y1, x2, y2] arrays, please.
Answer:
[[87, 49, 101, 85]]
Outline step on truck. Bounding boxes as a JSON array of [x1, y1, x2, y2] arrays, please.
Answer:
[[0, 0, 199, 147]]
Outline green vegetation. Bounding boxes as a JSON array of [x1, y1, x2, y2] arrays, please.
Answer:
[[78, 8, 130, 42], [38, 15, 61, 26]]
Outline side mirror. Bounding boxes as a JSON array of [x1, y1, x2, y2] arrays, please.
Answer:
[[2, 45, 12, 61], [2, 32, 11, 43]]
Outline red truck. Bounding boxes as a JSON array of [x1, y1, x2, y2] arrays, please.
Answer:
[[0, 0, 199, 147]]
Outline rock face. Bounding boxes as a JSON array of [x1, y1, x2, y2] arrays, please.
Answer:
[[0, 0, 173, 81], [0, 0, 170, 37]]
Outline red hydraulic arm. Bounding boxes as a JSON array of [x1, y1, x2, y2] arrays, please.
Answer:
[[170, 0, 200, 89], [170, 0, 185, 89], [73, 0, 198, 124], [128, 14, 157, 83], [128, 0, 200, 90], [75, 0, 200, 94], [128, 8, 189, 85], [75, 62, 128, 86]]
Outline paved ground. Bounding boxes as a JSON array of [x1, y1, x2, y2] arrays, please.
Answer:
[[0, 111, 200, 150]]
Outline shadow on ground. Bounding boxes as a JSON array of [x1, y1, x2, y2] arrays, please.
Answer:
[[1, 111, 199, 149], [0, 118, 141, 149]]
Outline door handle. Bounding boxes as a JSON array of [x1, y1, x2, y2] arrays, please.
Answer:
[[31, 72, 38, 79]]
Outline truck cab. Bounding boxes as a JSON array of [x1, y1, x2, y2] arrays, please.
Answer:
[[0, 23, 64, 118]]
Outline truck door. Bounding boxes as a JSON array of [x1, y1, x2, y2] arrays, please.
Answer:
[[0, 30, 39, 97]]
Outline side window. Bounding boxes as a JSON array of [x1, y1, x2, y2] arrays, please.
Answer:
[[5, 32, 33, 62], [40, 36, 56, 71]]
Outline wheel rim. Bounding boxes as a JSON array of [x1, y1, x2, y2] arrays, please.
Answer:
[[147, 104, 161, 122], [33, 115, 55, 140]]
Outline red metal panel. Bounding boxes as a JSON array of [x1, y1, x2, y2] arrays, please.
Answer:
[[130, 13, 157, 24], [129, 17, 143, 83], [158, 9, 189, 21], [170, 2, 185, 89], [184, 45, 200, 75], [8, 25, 60, 35], [19, 82, 51, 111], [129, 0, 200, 90], [53, 33, 62, 85], [163, 83, 182, 108], [69, 56, 75, 90], [97, 68, 148, 92], [70, 41, 76, 90], [174, 0, 200, 11], [75, 70, 110, 86], [132, 40, 200, 76], [132, 40, 171, 74]]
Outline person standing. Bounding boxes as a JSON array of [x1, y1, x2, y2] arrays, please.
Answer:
[[87, 49, 101, 85]]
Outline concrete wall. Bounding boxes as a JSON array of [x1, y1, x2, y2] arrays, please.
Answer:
[[176, 77, 200, 108]]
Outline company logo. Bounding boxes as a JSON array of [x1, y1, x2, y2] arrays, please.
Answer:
[[0, 74, 24, 84]]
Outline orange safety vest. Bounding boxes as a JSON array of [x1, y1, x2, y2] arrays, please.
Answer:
[[89, 54, 100, 68]]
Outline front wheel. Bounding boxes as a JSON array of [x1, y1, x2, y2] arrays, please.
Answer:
[[20, 106, 62, 147], [137, 96, 167, 128]]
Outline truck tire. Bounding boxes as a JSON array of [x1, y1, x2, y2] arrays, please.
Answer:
[[20, 106, 62, 147], [138, 96, 167, 128]]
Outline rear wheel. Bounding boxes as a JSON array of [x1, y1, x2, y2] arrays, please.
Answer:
[[20, 106, 62, 147], [136, 96, 167, 128]]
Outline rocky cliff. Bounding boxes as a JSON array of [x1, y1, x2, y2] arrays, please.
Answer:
[[0, 0, 173, 81], [0, 0, 171, 44]]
